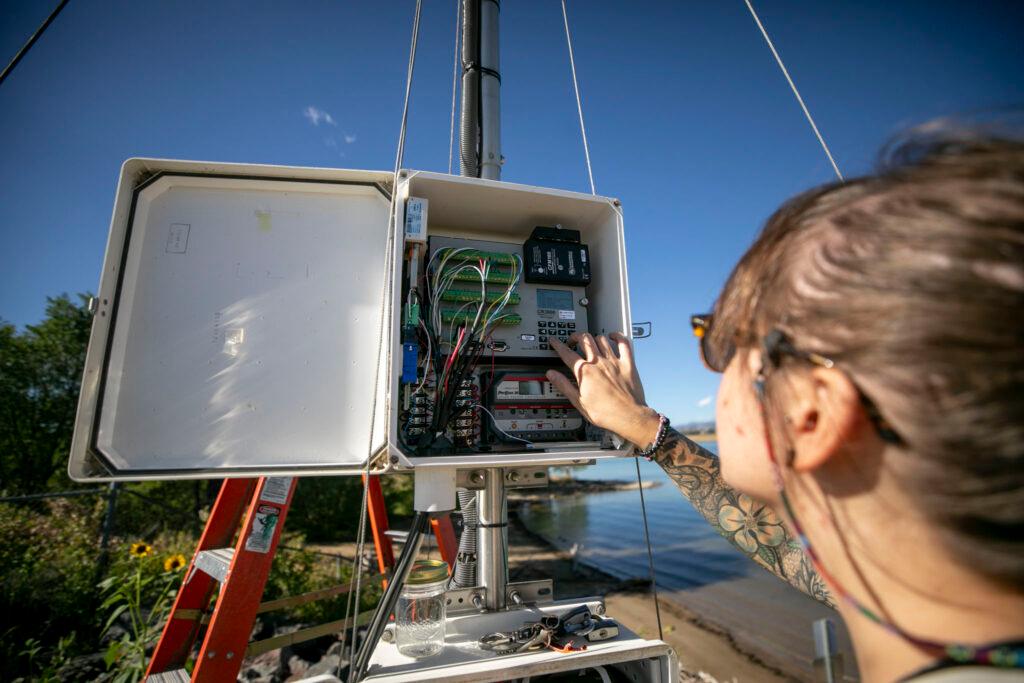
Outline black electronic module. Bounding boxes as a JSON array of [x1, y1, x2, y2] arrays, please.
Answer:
[[523, 225, 592, 286]]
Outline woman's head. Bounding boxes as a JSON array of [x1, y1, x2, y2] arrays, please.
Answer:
[[711, 127, 1024, 589]]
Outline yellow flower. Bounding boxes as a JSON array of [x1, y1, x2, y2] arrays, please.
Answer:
[[718, 494, 785, 554], [129, 542, 153, 558], [164, 554, 187, 572]]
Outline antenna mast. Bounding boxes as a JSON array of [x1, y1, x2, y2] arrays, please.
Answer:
[[459, 0, 502, 180], [458, 0, 507, 611]]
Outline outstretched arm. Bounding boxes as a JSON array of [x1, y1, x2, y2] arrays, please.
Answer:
[[544, 332, 832, 608], [653, 428, 833, 607]]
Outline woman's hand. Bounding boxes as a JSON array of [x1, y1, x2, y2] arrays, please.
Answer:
[[546, 332, 662, 448]]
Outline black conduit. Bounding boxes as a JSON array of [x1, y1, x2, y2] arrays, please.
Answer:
[[459, 0, 481, 177]]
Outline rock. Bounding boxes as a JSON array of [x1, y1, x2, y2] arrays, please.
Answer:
[[240, 649, 281, 681], [304, 654, 342, 678], [325, 639, 345, 658], [288, 654, 311, 677]]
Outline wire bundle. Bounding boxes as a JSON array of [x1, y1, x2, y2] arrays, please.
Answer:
[[407, 246, 522, 452]]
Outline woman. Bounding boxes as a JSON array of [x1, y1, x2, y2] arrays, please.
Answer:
[[546, 130, 1023, 682]]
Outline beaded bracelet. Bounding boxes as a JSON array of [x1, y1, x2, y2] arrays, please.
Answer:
[[635, 414, 670, 459]]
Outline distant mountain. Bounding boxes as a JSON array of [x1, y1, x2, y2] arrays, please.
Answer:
[[673, 419, 716, 433]]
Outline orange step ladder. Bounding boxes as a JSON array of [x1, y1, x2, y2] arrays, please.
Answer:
[[145, 475, 457, 682]]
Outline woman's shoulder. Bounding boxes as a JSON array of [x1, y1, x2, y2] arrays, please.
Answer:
[[904, 667, 1024, 682]]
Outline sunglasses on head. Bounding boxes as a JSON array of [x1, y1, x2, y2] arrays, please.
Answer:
[[690, 312, 904, 446]]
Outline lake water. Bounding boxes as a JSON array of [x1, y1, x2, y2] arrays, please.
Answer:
[[515, 447, 859, 681]]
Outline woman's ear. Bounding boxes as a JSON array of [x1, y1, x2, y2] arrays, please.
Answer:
[[789, 368, 863, 473]]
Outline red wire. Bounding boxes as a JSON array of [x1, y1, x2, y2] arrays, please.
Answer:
[[442, 326, 465, 394]]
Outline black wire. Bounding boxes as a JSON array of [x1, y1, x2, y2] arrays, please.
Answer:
[[635, 456, 664, 641], [475, 0, 483, 178], [0, 487, 105, 503], [0, 0, 71, 88]]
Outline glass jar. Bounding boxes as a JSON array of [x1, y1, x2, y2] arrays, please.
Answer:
[[396, 560, 449, 658]]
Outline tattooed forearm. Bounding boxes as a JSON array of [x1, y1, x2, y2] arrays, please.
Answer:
[[652, 428, 834, 608]]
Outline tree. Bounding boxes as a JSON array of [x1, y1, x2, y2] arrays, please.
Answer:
[[0, 294, 93, 495]]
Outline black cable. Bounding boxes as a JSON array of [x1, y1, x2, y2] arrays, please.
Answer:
[[0, 487, 105, 503], [349, 511, 431, 682], [475, 0, 483, 178], [0, 0, 71, 88], [635, 457, 664, 641]]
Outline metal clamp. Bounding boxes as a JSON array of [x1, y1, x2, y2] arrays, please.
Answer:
[[457, 467, 549, 490], [479, 623, 551, 655], [477, 605, 596, 657]]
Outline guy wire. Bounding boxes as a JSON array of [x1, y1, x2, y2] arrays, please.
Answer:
[[742, 0, 844, 181], [343, 1, 423, 681], [560, 0, 662, 643]]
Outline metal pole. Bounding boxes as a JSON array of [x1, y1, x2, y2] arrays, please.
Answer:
[[478, 0, 502, 179], [456, 0, 508, 613], [477, 468, 507, 610], [458, 0, 502, 180], [813, 618, 842, 682], [95, 482, 120, 582]]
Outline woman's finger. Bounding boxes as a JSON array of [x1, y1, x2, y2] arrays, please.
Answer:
[[609, 331, 634, 368], [550, 336, 583, 369], [545, 370, 583, 413], [571, 332, 599, 361]]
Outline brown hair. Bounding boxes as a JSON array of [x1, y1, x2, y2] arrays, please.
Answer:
[[713, 125, 1024, 587]]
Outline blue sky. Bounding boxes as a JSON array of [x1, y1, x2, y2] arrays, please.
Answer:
[[1, 0, 1021, 424]]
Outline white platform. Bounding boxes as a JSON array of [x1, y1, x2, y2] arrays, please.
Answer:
[[361, 599, 678, 683]]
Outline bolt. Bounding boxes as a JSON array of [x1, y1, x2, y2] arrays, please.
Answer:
[[469, 470, 485, 485], [381, 629, 394, 643], [472, 593, 484, 609], [579, 297, 590, 307], [208, 651, 216, 659], [506, 470, 521, 483], [594, 603, 606, 616], [509, 589, 524, 605], [390, 456, 399, 464], [226, 652, 234, 660]]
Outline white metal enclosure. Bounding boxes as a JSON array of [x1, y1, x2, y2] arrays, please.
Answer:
[[69, 159, 635, 481]]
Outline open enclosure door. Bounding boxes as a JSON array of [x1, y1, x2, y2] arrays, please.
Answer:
[[69, 159, 394, 481]]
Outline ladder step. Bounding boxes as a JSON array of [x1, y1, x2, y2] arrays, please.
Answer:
[[146, 669, 191, 682], [194, 548, 234, 582]]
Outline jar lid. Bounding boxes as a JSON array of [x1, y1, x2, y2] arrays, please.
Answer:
[[407, 559, 449, 585]]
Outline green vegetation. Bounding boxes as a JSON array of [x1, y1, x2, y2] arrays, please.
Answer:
[[0, 294, 407, 681]]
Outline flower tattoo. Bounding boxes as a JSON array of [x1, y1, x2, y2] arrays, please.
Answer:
[[652, 428, 834, 608], [718, 494, 786, 554]]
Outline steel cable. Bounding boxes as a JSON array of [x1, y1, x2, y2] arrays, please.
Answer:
[[742, 0, 844, 181], [341, 2, 424, 681], [560, 0, 596, 194]]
